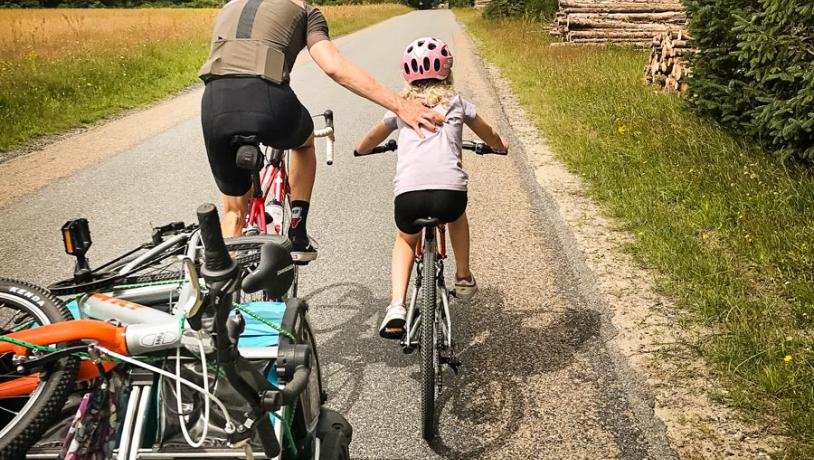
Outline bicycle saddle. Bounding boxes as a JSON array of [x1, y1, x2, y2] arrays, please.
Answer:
[[242, 242, 295, 297], [413, 217, 442, 228]]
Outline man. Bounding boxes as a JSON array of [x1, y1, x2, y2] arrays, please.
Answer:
[[199, 0, 443, 262]]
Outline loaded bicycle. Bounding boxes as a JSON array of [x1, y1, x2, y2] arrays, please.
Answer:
[[0, 203, 350, 459], [354, 139, 507, 440]]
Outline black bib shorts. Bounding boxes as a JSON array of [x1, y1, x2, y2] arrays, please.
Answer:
[[201, 76, 313, 197], [394, 190, 468, 235]]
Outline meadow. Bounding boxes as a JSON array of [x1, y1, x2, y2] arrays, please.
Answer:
[[456, 9, 814, 457], [0, 4, 411, 154]]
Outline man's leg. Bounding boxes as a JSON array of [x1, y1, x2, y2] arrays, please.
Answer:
[[288, 133, 318, 260], [221, 189, 252, 239]]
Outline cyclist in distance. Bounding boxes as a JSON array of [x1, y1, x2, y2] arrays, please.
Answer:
[[199, 0, 445, 261], [355, 37, 508, 338]]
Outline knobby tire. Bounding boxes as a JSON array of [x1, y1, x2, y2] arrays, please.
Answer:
[[420, 235, 437, 441], [0, 278, 79, 460]]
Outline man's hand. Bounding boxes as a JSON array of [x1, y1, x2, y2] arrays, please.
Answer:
[[396, 98, 445, 138]]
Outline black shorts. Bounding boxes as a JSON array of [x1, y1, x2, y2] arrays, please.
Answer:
[[394, 190, 468, 234], [201, 77, 314, 197]]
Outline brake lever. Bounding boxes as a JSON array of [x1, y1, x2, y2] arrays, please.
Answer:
[[177, 256, 204, 321]]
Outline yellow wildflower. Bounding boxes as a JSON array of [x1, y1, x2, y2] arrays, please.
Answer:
[[784, 355, 793, 363]]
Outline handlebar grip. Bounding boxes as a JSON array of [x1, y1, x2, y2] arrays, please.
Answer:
[[326, 135, 335, 166], [358, 139, 398, 156], [323, 109, 333, 129], [281, 366, 310, 405], [196, 203, 232, 273]]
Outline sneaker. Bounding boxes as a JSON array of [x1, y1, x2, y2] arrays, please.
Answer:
[[290, 234, 318, 264], [454, 274, 478, 300], [379, 303, 407, 339]]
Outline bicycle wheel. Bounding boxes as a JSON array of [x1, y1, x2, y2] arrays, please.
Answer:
[[0, 279, 79, 460], [420, 233, 438, 441]]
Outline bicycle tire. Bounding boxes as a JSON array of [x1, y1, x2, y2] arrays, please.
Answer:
[[0, 278, 79, 460], [420, 235, 437, 441]]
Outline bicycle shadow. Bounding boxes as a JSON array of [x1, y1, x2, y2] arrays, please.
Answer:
[[429, 286, 602, 459], [300, 282, 601, 459], [302, 282, 415, 415]]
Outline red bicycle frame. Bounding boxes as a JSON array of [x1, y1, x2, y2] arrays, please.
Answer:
[[415, 224, 447, 260], [247, 153, 288, 236]]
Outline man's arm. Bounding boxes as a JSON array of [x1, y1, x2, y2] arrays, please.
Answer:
[[309, 40, 445, 138]]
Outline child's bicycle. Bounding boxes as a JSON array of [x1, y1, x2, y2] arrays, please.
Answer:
[[353, 139, 507, 441], [0, 205, 351, 459]]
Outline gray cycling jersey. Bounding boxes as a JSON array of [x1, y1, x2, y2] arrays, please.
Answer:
[[199, 0, 329, 84], [384, 95, 476, 196]]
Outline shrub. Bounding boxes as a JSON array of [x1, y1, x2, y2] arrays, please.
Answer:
[[448, 0, 473, 8], [483, 0, 556, 19], [684, 0, 814, 162]]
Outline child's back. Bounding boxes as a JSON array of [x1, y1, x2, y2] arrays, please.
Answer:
[[384, 94, 476, 196]]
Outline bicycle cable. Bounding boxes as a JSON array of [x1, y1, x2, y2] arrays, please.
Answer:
[[175, 327, 210, 448], [94, 345, 236, 434]]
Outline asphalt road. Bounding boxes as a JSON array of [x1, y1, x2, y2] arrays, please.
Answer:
[[0, 10, 678, 460]]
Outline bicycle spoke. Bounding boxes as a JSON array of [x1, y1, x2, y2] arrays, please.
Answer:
[[0, 405, 21, 417]]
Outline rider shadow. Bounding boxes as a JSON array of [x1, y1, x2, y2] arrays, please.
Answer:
[[302, 282, 418, 415], [428, 286, 602, 459]]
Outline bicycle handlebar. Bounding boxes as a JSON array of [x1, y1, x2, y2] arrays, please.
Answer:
[[313, 110, 335, 166], [354, 139, 508, 157], [462, 140, 508, 156], [353, 139, 397, 156]]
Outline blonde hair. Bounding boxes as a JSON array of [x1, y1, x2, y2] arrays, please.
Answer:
[[401, 73, 455, 108]]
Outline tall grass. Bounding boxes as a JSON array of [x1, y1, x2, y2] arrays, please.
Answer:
[[456, 10, 814, 457], [0, 4, 410, 154]]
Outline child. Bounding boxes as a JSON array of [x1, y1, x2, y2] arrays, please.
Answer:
[[355, 37, 508, 339]]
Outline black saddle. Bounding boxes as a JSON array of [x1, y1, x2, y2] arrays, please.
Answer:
[[413, 217, 442, 228]]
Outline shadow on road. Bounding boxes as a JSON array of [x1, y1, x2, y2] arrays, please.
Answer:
[[304, 282, 601, 458], [429, 287, 601, 458]]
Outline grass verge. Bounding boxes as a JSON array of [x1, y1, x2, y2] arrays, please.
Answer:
[[455, 9, 813, 457], [0, 4, 411, 155]]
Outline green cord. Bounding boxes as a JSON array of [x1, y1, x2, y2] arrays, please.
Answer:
[[235, 303, 297, 343], [0, 336, 163, 364], [0, 336, 56, 353], [272, 403, 299, 457]]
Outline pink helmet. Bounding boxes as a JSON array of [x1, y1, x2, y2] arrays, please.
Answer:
[[401, 37, 453, 84]]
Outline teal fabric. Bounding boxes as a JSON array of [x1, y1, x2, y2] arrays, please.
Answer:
[[64, 299, 287, 348]]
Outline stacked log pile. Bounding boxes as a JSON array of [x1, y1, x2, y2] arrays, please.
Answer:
[[474, 0, 491, 9], [644, 30, 693, 94], [550, 0, 687, 47]]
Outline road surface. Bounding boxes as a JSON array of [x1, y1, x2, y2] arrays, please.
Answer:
[[0, 10, 677, 460]]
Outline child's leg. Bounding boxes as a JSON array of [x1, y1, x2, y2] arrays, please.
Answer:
[[391, 229, 421, 305], [447, 211, 472, 281]]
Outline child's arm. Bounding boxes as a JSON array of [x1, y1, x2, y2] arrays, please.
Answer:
[[465, 115, 508, 153], [356, 122, 395, 155]]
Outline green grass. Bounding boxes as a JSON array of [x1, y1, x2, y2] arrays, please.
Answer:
[[0, 39, 209, 153], [455, 9, 814, 457], [0, 4, 410, 154]]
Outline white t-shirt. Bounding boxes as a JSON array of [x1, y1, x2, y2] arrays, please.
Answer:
[[383, 95, 477, 196]]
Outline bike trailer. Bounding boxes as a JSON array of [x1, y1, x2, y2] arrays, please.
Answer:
[[26, 299, 351, 460]]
